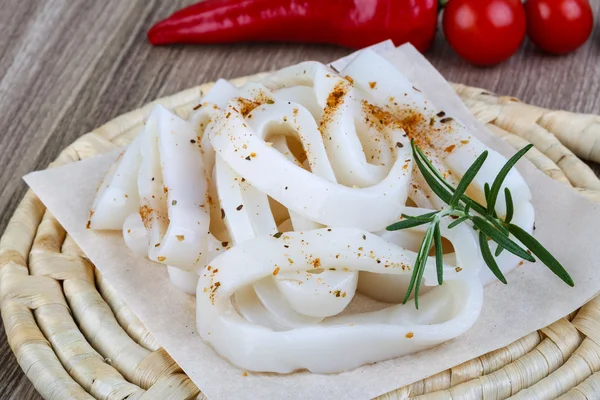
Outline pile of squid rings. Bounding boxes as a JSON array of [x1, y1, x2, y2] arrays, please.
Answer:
[[89, 49, 534, 373]]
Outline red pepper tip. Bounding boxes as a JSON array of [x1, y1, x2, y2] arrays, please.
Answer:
[[147, 22, 170, 46]]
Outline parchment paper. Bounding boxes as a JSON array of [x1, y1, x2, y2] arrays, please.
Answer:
[[24, 43, 600, 400]]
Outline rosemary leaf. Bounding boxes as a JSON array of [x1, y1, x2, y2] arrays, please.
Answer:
[[479, 231, 508, 284], [472, 216, 535, 262], [463, 197, 488, 215], [434, 222, 443, 285], [387, 218, 432, 231], [448, 216, 469, 229], [413, 142, 488, 213], [413, 143, 455, 192], [463, 202, 471, 216], [415, 158, 454, 204], [402, 263, 420, 305], [412, 144, 454, 204], [484, 182, 490, 199], [508, 224, 574, 286], [450, 151, 488, 207], [462, 198, 488, 216], [495, 245, 504, 257], [413, 252, 428, 309], [488, 216, 510, 237], [487, 144, 533, 214], [504, 188, 514, 224], [403, 224, 435, 307], [401, 211, 439, 222], [413, 227, 434, 308]]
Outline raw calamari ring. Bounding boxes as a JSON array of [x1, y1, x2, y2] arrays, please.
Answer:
[[197, 228, 483, 373], [209, 98, 413, 232], [215, 154, 326, 326], [137, 105, 210, 271], [89, 136, 142, 230], [342, 49, 532, 215]]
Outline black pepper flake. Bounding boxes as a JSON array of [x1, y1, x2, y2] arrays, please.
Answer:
[[221, 208, 226, 219], [152, 177, 155, 181], [327, 228, 332, 232], [236, 204, 244, 211], [172, 200, 177, 206], [245, 156, 251, 161], [440, 117, 454, 123], [221, 241, 229, 247], [533, 223, 536, 231], [285, 186, 288, 190], [284, 245, 289, 248], [273, 232, 283, 239], [241, 177, 246, 182], [376, 259, 381, 263], [396, 142, 404, 148], [190, 139, 196, 144], [412, 86, 422, 92], [362, 234, 366, 240], [193, 104, 202, 110], [437, 111, 446, 118]]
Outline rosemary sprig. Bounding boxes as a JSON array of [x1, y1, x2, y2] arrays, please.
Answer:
[[386, 140, 574, 308]]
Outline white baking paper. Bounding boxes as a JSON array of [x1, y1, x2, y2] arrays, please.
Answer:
[[24, 43, 600, 400]]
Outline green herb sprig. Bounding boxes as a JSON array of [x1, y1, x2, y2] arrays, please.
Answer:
[[386, 140, 574, 308]]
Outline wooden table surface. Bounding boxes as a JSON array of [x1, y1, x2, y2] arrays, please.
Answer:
[[1, 1, 599, 398]]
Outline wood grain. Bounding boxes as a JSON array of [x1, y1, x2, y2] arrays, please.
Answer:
[[0, 1, 598, 398]]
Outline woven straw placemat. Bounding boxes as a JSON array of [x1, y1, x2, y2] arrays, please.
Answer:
[[2, 74, 600, 400]]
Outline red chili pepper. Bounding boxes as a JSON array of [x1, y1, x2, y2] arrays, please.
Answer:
[[148, 0, 438, 52]]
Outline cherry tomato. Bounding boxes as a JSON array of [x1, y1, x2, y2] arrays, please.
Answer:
[[525, 0, 594, 55], [442, 0, 527, 66]]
